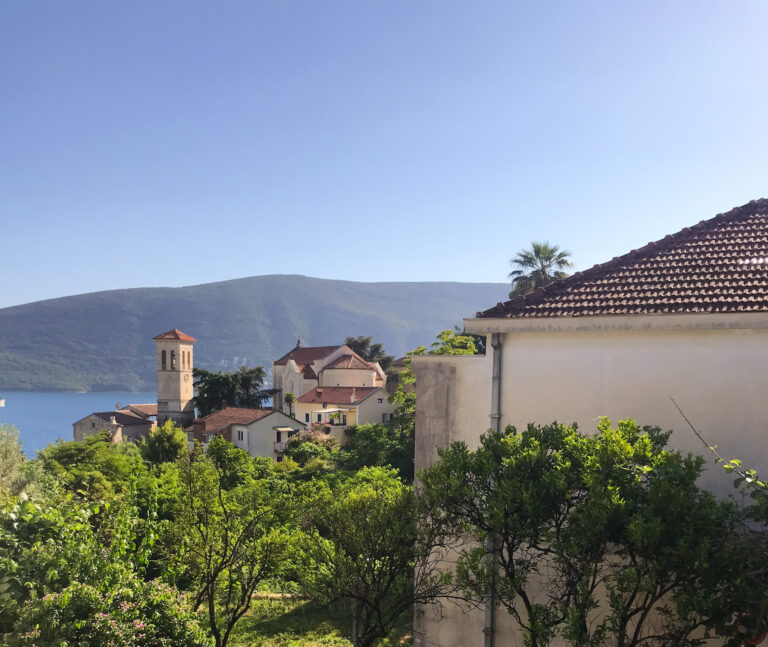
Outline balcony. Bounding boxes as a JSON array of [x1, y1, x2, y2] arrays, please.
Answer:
[[274, 441, 286, 453]]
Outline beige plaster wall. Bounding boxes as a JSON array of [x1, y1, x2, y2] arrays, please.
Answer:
[[320, 368, 376, 387], [246, 412, 306, 459], [412, 320, 768, 647], [497, 326, 768, 492], [355, 389, 397, 425], [156, 339, 195, 425]]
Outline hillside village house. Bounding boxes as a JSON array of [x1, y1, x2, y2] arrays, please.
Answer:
[[185, 405, 306, 460], [295, 385, 394, 432], [412, 199, 768, 647], [73, 405, 157, 442], [72, 330, 391, 458], [272, 342, 386, 410]]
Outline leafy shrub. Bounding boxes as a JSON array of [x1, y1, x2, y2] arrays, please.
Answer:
[[8, 578, 211, 647]]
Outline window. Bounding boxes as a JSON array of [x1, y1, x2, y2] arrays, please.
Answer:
[[237, 430, 244, 442], [342, 414, 347, 425], [161, 350, 166, 370], [305, 413, 310, 422], [276, 431, 282, 443], [317, 413, 322, 422], [288, 430, 298, 438], [377, 398, 383, 404], [382, 413, 388, 423], [171, 351, 177, 370], [276, 455, 284, 463], [91, 422, 96, 428]]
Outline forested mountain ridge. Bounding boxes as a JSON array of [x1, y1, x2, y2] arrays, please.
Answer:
[[0, 274, 508, 391]]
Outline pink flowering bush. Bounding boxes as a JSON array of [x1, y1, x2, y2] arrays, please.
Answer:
[[7, 578, 211, 647]]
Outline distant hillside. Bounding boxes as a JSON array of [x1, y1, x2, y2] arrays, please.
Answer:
[[0, 275, 509, 391]]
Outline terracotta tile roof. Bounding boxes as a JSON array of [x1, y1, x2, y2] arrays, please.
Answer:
[[274, 345, 343, 367], [479, 199, 768, 319], [120, 403, 157, 418], [91, 411, 152, 426], [296, 386, 380, 405], [153, 329, 197, 342], [324, 354, 375, 370], [185, 407, 274, 433]]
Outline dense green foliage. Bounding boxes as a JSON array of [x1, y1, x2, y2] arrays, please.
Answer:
[[420, 418, 758, 647], [139, 419, 188, 464], [301, 468, 442, 647], [193, 366, 274, 417], [0, 276, 508, 390], [343, 336, 395, 371]]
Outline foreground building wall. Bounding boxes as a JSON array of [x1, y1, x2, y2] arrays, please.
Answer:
[[413, 313, 768, 647]]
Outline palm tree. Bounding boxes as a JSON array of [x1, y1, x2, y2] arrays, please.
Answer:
[[508, 241, 573, 298]]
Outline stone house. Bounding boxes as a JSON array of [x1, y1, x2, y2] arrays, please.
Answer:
[[72, 408, 155, 442], [413, 199, 768, 647]]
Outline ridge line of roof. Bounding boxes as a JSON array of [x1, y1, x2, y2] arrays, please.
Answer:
[[478, 198, 768, 319]]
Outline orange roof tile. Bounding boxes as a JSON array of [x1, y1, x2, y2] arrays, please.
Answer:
[[185, 407, 274, 433], [153, 329, 197, 342], [274, 344, 342, 366], [479, 199, 768, 319], [296, 386, 380, 405], [324, 354, 375, 370]]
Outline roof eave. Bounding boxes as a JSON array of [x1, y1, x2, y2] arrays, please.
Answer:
[[464, 311, 768, 335]]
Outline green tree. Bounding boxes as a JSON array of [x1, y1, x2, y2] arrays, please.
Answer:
[[284, 391, 297, 417], [303, 467, 444, 647], [0, 476, 206, 643], [420, 419, 739, 647], [168, 447, 294, 647], [335, 424, 412, 479], [284, 431, 336, 467], [37, 433, 150, 502], [0, 424, 29, 503], [344, 336, 394, 372], [508, 241, 573, 298], [139, 420, 188, 464], [193, 366, 274, 417]]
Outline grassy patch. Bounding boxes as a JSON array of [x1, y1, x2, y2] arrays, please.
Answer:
[[227, 596, 351, 647], [225, 595, 412, 647]]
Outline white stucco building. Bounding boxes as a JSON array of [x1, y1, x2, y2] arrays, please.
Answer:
[[413, 199, 768, 647], [272, 341, 387, 412], [185, 405, 307, 460]]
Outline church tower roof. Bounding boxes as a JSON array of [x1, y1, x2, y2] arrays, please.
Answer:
[[153, 329, 197, 342]]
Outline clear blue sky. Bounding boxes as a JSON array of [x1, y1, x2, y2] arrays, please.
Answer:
[[2, 1, 767, 308]]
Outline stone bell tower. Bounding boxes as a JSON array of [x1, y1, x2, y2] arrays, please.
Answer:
[[153, 329, 196, 426]]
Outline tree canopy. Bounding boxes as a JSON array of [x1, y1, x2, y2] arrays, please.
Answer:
[[343, 336, 394, 371], [193, 366, 274, 417], [420, 418, 750, 647], [508, 241, 573, 298]]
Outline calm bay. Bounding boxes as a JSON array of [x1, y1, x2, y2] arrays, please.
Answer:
[[1, 390, 157, 455]]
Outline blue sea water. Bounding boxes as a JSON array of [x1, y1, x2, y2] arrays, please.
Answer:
[[0, 390, 157, 456]]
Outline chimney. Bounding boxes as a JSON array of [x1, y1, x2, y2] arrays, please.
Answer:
[[351, 387, 356, 403], [221, 399, 228, 409], [110, 416, 117, 425], [296, 338, 302, 348]]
